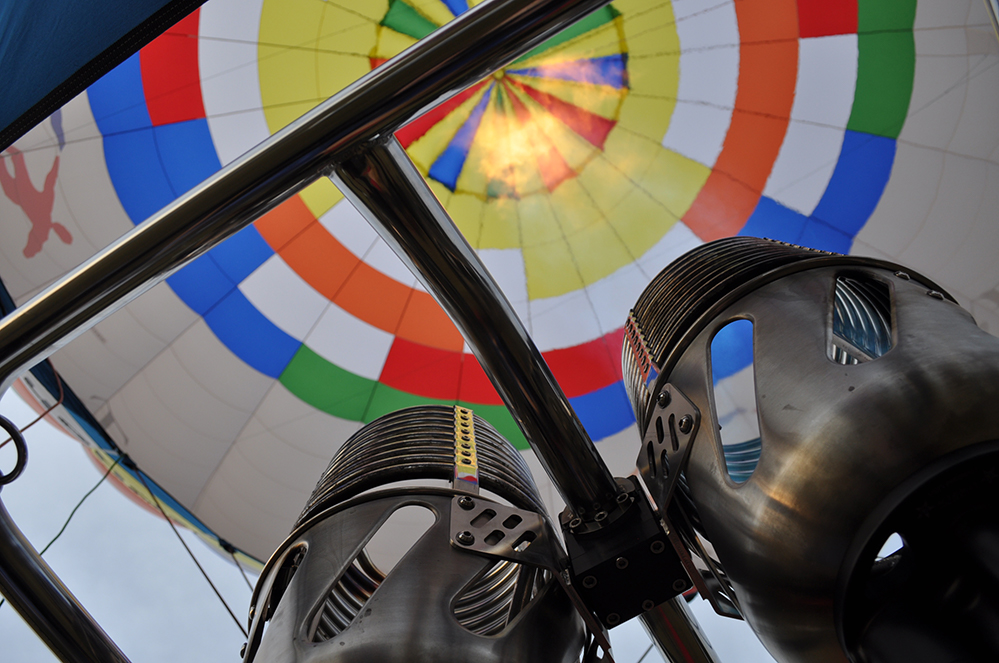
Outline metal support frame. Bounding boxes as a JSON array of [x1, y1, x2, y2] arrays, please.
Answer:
[[0, 0, 714, 660]]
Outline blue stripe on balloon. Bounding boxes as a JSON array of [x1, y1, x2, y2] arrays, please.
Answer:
[[740, 196, 807, 244], [152, 119, 222, 196], [88, 53, 152, 135], [166, 253, 235, 316], [203, 290, 301, 379], [710, 319, 753, 384], [811, 130, 896, 238], [102, 128, 177, 224], [441, 0, 468, 15], [428, 85, 493, 191], [569, 381, 635, 440], [210, 226, 273, 284], [509, 54, 628, 88]]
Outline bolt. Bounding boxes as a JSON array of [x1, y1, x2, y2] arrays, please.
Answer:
[[458, 496, 475, 510], [642, 600, 656, 611], [673, 579, 687, 592], [249, 605, 255, 620], [657, 390, 671, 408], [582, 575, 598, 589], [894, 271, 910, 280], [569, 517, 583, 529], [650, 540, 666, 554], [927, 290, 945, 300], [456, 531, 475, 546], [615, 556, 629, 569], [678, 415, 693, 434], [240, 642, 247, 658], [606, 613, 621, 626], [616, 492, 631, 504]]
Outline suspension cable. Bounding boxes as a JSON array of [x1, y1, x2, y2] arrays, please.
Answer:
[[0, 361, 65, 450], [135, 470, 248, 638]]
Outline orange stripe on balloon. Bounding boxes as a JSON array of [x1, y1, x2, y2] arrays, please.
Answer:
[[335, 260, 412, 336], [683, 0, 798, 241], [395, 290, 465, 351], [278, 219, 360, 298], [254, 195, 315, 251]]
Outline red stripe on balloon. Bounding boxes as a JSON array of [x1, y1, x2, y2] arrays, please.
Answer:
[[504, 81, 575, 192], [509, 77, 616, 150], [380, 337, 462, 400], [797, 0, 857, 38], [457, 355, 503, 404], [396, 81, 489, 148], [140, 10, 206, 126], [682, 0, 799, 240]]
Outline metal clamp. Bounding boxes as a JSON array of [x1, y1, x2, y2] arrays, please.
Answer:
[[635, 384, 700, 512], [449, 495, 615, 661]]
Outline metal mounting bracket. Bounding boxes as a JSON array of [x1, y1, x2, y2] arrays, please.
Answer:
[[636, 384, 701, 513]]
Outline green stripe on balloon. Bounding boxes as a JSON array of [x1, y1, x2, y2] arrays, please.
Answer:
[[381, 0, 439, 40], [279, 345, 531, 450], [513, 6, 620, 64], [847, 0, 916, 139]]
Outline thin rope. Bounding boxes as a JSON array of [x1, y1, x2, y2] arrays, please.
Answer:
[[135, 470, 248, 638], [637, 643, 656, 663], [0, 454, 121, 610], [229, 549, 255, 592], [0, 362, 65, 450]]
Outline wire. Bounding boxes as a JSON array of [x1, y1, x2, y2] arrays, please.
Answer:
[[0, 453, 121, 610], [636, 643, 656, 663], [227, 547, 255, 592], [135, 469, 248, 638], [0, 361, 65, 450]]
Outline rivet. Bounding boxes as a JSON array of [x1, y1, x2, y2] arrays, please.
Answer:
[[456, 531, 475, 546], [678, 415, 693, 434], [582, 575, 598, 589], [606, 613, 621, 626], [672, 579, 687, 592], [650, 540, 665, 554], [458, 496, 475, 510], [642, 600, 656, 611], [615, 557, 629, 569]]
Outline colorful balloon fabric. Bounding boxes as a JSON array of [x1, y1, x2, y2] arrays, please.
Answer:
[[2, 0, 998, 561]]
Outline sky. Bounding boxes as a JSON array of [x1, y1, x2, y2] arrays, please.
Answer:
[[0, 389, 776, 663]]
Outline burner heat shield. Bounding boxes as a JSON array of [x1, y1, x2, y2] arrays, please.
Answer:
[[242, 405, 584, 663], [624, 237, 999, 663]]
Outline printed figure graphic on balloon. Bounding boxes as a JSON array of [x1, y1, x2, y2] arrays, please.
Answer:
[[0, 146, 73, 258]]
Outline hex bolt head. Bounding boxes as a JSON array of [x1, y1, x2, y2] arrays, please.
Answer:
[[927, 290, 945, 300], [594, 510, 608, 522], [672, 578, 688, 592], [456, 530, 475, 546], [615, 556, 629, 569], [606, 613, 621, 626], [582, 575, 598, 589], [894, 271, 911, 280], [642, 600, 656, 612], [458, 496, 475, 510], [650, 540, 666, 554], [678, 415, 693, 434], [616, 491, 631, 504], [569, 517, 583, 529], [657, 390, 671, 408]]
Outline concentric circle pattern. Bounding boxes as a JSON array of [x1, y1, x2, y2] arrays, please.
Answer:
[[3, 0, 998, 560]]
